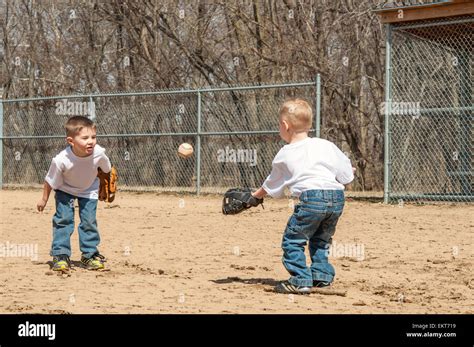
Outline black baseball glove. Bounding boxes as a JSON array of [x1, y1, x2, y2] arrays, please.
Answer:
[[222, 188, 264, 215]]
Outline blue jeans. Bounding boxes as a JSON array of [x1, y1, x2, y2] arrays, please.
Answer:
[[282, 190, 345, 287], [50, 190, 100, 258]]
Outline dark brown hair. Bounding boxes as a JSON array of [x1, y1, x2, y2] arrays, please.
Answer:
[[65, 116, 96, 137]]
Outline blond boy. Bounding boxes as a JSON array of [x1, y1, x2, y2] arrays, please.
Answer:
[[252, 99, 354, 294]]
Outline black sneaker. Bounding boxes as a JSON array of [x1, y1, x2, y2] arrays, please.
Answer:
[[52, 255, 71, 271], [274, 281, 311, 294], [313, 280, 331, 288]]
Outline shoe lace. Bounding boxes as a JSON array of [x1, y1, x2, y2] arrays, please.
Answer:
[[92, 252, 106, 262]]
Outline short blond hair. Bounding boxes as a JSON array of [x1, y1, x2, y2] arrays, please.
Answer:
[[279, 99, 312, 132], [65, 116, 96, 137]]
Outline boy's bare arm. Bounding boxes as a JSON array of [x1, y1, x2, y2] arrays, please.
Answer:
[[37, 181, 52, 212], [252, 187, 267, 199]]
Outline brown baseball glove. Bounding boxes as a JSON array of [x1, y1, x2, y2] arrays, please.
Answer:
[[97, 166, 118, 203]]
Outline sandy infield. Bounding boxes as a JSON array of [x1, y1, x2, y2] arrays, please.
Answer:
[[0, 189, 472, 314]]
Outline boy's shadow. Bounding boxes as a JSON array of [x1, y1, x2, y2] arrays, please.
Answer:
[[211, 277, 279, 287]]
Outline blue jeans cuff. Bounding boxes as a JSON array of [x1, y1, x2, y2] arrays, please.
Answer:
[[288, 277, 313, 287], [82, 251, 97, 259], [50, 249, 71, 257], [312, 274, 334, 283]]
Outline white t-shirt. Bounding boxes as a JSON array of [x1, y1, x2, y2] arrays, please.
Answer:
[[45, 144, 112, 199], [262, 137, 354, 198]]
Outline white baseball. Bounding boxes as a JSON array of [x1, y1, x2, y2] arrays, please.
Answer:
[[178, 143, 194, 158]]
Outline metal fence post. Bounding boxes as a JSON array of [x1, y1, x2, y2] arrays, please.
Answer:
[[0, 94, 3, 189], [196, 91, 202, 195], [315, 74, 321, 138], [383, 24, 392, 204], [458, 51, 472, 196]]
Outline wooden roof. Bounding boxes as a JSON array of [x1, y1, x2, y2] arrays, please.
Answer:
[[375, 0, 474, 23]]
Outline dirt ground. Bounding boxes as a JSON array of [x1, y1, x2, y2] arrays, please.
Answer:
[[0, 189, 472, 314]]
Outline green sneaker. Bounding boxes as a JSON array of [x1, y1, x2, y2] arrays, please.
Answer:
[[52, 255, 71, 271], [81, 253, 106, 270]]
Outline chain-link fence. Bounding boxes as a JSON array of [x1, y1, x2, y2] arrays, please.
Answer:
[[0, 79, 321, 194], [385, 15, 473, 203]]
